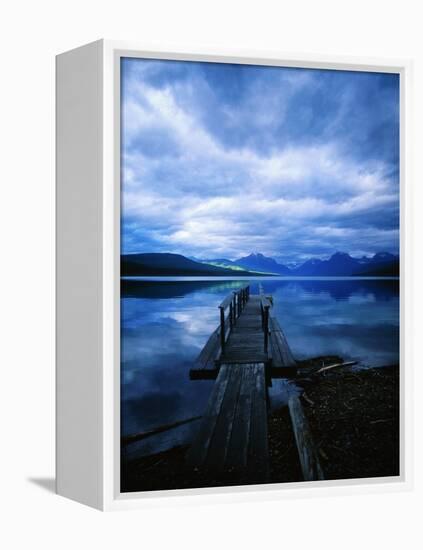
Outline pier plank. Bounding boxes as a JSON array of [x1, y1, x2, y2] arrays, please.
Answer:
[[269, 316, 297, 368], [195, 326, 220, 367], [205, 364, 244, 469], [248, 363, 269, 479], [189, 326, 221, 379], [186, 364, 233, 465], [188, 363, 269, 478], [225, 366, 254, 468]]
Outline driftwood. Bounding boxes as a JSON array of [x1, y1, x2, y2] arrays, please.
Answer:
[[288, 395, 324, 481], [122, 415, 202, 447], [316, 360, 357, 374], [302, 392, 315, 406]]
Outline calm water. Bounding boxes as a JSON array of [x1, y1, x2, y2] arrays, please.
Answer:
[[121, 277, 399, 457]]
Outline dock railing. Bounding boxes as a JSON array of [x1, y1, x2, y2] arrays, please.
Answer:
[[218, 285, 250, 352], [258, 284, 271, 353], [260, 295, 271, 353]]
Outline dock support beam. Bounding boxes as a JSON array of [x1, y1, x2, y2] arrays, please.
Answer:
[[219, 306, 225, 352], [263, 305, 269, 353]]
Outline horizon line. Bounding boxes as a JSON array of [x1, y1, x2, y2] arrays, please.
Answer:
[[121, 249, 400, 264]]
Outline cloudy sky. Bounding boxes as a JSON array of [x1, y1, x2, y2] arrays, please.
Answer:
[[121, 57, 399, 264]]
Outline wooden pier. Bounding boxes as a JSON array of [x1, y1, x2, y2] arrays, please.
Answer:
[[187, 362, 269, 480], [190, 284, 297, 380], [188, 284, 323, 483]]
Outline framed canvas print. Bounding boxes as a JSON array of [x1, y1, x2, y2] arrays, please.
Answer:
[[56, 40, 412, 510]]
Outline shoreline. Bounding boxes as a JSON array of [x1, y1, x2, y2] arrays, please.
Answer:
[[121, 361, 399, 493]]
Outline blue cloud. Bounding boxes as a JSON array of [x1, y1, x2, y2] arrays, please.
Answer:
[[121, 57, 399, 262]]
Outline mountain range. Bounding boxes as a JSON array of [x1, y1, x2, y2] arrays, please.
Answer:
[[290, 251, 399, 276], [196, 251, 399, 276], [121, 251, 399, 277], [121, 253, 263, 277]]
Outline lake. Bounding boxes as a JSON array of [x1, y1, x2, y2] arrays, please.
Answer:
[[121, 277, 399, 458]]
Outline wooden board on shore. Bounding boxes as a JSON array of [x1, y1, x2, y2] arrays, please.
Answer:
[[288, 395, 324, 481]]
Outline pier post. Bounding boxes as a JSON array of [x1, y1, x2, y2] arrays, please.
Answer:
[[263, 306, 269, 353], [219, 306, 225, 351]]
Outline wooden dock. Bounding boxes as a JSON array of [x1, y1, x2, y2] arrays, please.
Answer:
[[186, 363, 268, 480], [188, 284, 323, 483], [190, 285, 296, 380], [220, 296, 268, 364]]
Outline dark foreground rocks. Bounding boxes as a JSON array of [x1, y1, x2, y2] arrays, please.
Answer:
[[269, 363, 399, 482]]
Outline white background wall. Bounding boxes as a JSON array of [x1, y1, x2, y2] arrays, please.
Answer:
[[0, 0, 421, 548]]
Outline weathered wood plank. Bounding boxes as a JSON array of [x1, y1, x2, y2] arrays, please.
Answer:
[[219, 356, 268, 365], [186, 365, 232, 466], [235, 316, 262, 328], [194, 327, 220, 367], [225, 333, 264, 345], [188, 363, 269, 479], [218, 293, 266, 364], [288, 395, 324, 481], [189, 326, 221, 379], [248, 363, 269, 480], [225, 366, 254, 468], [205, 364, 243, 470], [269, 316, 296, 368]]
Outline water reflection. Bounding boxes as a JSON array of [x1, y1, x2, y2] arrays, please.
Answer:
[[121, 277, 399, 456]]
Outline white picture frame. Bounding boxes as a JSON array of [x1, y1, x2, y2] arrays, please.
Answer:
[[56, 39, 413, 511]]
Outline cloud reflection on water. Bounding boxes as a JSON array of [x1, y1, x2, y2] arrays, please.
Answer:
[[121, 277, 399, 455]]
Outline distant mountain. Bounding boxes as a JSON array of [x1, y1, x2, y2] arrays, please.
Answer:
[[232, 253, 291, 275], [121, 251, 399, 278], [293, 251, 399, 277], [293, 252, 357, 276], [354, 252, 399, 276], [292, 258, 324, 276], [121, 253, 265, 277]]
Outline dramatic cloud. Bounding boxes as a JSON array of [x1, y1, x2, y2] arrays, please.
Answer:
[[121, 58, 399, 263]]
